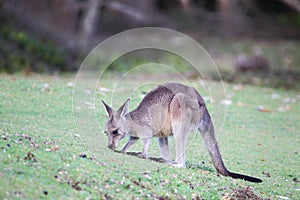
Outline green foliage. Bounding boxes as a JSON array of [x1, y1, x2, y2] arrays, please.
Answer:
[[96, 39, 300, 90], [109, 57, 149, 72], [0, 26, 67, 73], [278, 13, 300, 27]]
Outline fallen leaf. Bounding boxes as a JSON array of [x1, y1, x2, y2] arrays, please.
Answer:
[[143, 173, 152, 180], [277, 195, 290, 200], [262, 172, 270, 177], [66, 82, 73, 88], [131, 179, 146, 189], [71, 180, 81, 191], [271, 93, 280, 99], [84, 101, 93, 106], [41, 83, 49, 89], [84, 101, 95, 109], [79, 153, 87, 158], [24, 152, 37, 162], [22, 134, 31, 140], [283, 97, 291, 103], [233, 85, 243, 91], [278, 105, 290, 112], [30, 141, 38, 147], [221, 99, 232, 105], [237, 101, 243, 106], [257, 108, 271, 113], [99, 87, 110, 92], [292, 177, 299, 182], [183, 180, 195, 189], [104, 193, 113, 200], [257, 105, 271, 113], [51, 145, 58, 152]]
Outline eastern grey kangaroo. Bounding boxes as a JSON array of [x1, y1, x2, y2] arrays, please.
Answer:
[[102, 83, 262, 183]]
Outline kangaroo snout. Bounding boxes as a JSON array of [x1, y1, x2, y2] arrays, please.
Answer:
[[108, 144, 115, 150]]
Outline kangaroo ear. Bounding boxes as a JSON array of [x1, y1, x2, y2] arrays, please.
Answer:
[[117, 98, 130, 117], [102, 100, 113, 117]]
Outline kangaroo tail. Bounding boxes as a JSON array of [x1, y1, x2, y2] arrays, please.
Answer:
[[228, 171, 262, 183], [198, 104, 262, 183]]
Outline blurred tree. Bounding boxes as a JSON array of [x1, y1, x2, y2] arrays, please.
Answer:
[[279, 0, 300, 13], [1, 0, 300, 72], [180, 0, 191, 11], [80, 0, 102, 49], [217, 0, 240, 35]]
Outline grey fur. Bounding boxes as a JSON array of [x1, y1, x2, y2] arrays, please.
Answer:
[[102, 83, 262, 182]]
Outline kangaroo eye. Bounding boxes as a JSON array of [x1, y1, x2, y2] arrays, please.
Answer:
[[112, 129, 118, 135]]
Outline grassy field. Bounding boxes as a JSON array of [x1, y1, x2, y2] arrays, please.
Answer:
[[0, 74, 299, 199]]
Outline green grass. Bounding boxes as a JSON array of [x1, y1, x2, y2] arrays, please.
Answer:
[[0, 74, 299, 199]]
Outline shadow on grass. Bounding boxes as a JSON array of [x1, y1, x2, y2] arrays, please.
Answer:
[[114, 150, 215, 172]]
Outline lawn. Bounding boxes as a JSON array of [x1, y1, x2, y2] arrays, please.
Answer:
[[0, 74, 299, 199]]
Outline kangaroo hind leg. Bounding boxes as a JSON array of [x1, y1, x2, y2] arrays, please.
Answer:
[[170, 93, 197, 168]]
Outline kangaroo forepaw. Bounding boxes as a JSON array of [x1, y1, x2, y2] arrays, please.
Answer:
[[137, 153, 148, 159], [120, 150, 126, 154]]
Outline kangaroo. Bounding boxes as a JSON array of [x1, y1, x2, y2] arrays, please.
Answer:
[[102, 83, 262, 183]]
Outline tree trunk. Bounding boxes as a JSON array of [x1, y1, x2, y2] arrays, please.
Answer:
[[217, 0, 247, 36], [279, 0, 300, 13], [80, 0, 102, 50], [180, 0, 191, 11]]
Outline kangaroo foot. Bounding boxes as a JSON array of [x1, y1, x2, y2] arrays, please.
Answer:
[[167, 161, 186, 168], [148, 157, 167, 163], [137, 152, 148, 159]]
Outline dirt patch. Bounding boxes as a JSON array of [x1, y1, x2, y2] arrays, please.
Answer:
[[221, 187, 265, 200]]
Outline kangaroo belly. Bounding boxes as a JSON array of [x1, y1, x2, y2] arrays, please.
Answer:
[[148, 104, 172, 137]]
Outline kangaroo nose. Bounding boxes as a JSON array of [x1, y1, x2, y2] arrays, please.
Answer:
[[108, 144, 115, 150]]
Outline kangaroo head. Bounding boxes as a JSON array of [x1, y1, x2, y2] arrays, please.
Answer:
[[102, 99, 130, 150]]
